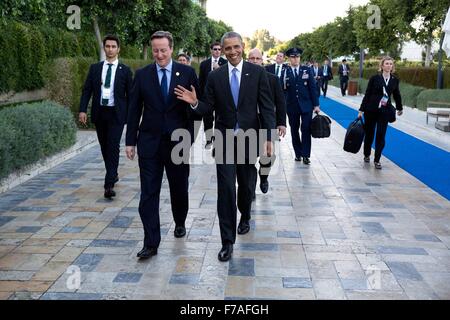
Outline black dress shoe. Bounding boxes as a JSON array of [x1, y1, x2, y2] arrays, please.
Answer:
[[174, 225, 186, 238], [260, 178, 269, 194], [295, 157, 302, 162], [137, 246, 157, 259], [205, 140, 213, 149], [104, 188, 116, 199], [237, 218, 250, 235], [302, 157, 311, 165], [218, 243, 233, 262], [114, 175, 119, 184]]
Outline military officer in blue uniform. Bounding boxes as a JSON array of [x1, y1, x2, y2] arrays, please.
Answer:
[[281, 47, 320, 164]]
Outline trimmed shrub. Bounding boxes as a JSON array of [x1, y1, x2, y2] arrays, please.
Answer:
[[0, 101, 77, 180], [416, 89, 450, 111]]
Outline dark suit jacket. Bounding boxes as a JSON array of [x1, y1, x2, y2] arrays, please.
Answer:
[[196, 61, 276, 141], [267, 72, 286, 127], [320, 65, 333, 81], [265, 63, 286, 76], [79, 61, 133, 125], [125, 61, 199, 158], [359, 74, 403, 113], [338, 64, 351, 79], [311, 66, 322, 77], [198, 57, 227, 98]]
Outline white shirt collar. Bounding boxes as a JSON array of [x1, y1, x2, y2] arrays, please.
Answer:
[[104, 59, 119, 66], [156, 59, 173, 73], [228, 59, 243, 74]]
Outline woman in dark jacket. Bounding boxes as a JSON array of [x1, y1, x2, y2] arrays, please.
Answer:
[[358, 56, 403, 169]]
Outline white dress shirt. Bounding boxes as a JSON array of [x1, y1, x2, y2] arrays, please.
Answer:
[[100, 59, 119, 107], [228, 59, 243, 86]]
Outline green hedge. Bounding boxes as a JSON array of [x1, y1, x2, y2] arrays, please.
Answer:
[[0, 101, 77, 180], [416, 89, 450, 111], [0, 19, 142, 94], [332, 66, 450, 89]]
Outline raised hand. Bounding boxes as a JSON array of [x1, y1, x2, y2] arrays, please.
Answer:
[[174, 85, 197, 106]]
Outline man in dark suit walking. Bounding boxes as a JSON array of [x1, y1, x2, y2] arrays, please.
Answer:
[[311, 61, 323, 97], [175, 32, 276, 262], [247, 48, 286, 195], [320, 59, 333, 97], [198, 42, 227, 149], [338, 59, 350, 96], [79, 34, 132, 199], [265, 51, 286, 78], [125, 31, 199, 259]]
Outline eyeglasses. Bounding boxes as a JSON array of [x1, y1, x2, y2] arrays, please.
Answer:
[[249, 57, 262, 61], [212, 48, 221, 51]]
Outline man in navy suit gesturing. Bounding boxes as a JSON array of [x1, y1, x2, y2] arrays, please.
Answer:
[[126, 31, 199, 259]]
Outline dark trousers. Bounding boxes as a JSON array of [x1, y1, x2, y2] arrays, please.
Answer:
[[138, 136, 189, 248], [95, 108, 124, 189], [363, 111, 389, 163], [287, 110, 312, 158], [203, 111, 214, 142], [216, 138, 257, 245], [315, 79, 322, 97], [340, 76, 349, 95], [252, 154, 277, 196], [321, 79, 329, 96]]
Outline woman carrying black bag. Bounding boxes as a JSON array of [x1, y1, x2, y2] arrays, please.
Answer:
[[358, 56, 403, 169]]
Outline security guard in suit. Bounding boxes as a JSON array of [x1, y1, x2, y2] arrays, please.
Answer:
[[281, 47, 320, 164]]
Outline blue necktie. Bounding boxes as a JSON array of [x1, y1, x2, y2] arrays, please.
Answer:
[[230, 68, 240, 130], [160, 68, 168, 104], [230, 68, 239, 108]]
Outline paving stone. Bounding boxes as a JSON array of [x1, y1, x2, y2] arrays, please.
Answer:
[[113, 272, 143, 283], [386, 261, 423, 281], [282, 277, 313, 288], [228, 258, 255, 277], [377, 246, 429, 255]]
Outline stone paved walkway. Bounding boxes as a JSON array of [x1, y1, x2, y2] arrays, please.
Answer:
[[0, 97, 449, 300]]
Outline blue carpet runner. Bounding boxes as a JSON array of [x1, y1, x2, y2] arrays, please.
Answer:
[[320, 97, 450, 201]]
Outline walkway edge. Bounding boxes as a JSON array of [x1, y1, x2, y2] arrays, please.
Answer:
[[0, 131, 98, 194]]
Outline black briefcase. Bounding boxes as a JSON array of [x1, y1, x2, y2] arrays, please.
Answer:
[[310, 114, 332, 138], [343, 117, 365, 153]]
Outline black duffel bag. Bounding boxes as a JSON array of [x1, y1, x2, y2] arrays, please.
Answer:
[[343, 117, 365, 153], [311, 113, 332, 138]]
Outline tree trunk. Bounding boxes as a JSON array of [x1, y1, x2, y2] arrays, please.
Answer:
[[143, 44, 148, 60], [92, 16, 105, 61], [424, 35, 432, 67]]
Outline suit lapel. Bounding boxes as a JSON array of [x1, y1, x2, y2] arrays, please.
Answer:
[[237, 62, 251, 108], [113, 63, 122, 95], [167, 62, 180, 109], [96, 62, 103, 88], [149, 64, 166, 110], [219, 66, 235, 109]]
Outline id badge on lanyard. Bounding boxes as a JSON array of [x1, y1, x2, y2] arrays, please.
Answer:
[[102, 87, 111, 101], [379, 80, 389, 108]]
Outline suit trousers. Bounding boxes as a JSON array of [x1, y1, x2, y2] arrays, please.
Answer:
[[321, 79, 329, 96], [340, 76, 349, 95], [287, 110, 312, 158], [216, 136, 257, 245], [95, 107, 124, 189], [202, 111, 215, 142], [363, 110, 389, 163], [138, 135, 190, 248]]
